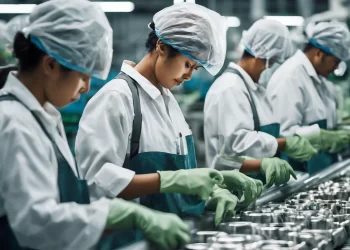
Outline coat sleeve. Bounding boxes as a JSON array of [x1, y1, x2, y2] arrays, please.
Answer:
[[205, 74, 278, 161], [267, 70, 320, 137], [0, 115, 110, 250], [75, 81, 135, 201]]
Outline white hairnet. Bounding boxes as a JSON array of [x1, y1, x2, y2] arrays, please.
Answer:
[[305, 21, 350, 61], [22, 0, 113, 80], [153, 2, 227, 76], [241, 19, 291, 63], [4, 15, 29, 45], [0, 20, 6, 43]]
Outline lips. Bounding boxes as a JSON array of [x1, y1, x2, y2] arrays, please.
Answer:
[[175, 79, 183, 85]]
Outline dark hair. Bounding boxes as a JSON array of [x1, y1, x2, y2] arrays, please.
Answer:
[[145, 22, 179, 58], [13, 31, 71, 73], [303, 43, 315, 53], [241, 50, 255, 59]]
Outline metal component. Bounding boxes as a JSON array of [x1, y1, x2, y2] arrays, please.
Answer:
[[331, 227, 347, 248], [217, 222, 255, 234], [184, 243, 212, 250], [193, 231, 227, 243]]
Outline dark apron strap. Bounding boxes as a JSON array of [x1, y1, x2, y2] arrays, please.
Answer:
[[0, 94, 82, 179], [225, 67, 260, 131], [116, 72, 142, 159]]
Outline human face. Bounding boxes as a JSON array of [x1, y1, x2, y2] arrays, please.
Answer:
[[42, 57, 91, 107], [314, 50, 341, 77], [154, 43, 202, 89]]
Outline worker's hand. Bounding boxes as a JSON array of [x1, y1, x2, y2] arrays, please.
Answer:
[[205, 185, 238, 226], [306, 129, 350, 153], [158, 169, 224, 200], [283, 136, 318, 161], [106, 199, 190, 250], [219, 170, 262, 205], [261, 157, 297, 188]]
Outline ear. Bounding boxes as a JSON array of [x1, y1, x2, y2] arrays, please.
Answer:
[[156, 39, 167, 57], [41, 55, 58, 76]]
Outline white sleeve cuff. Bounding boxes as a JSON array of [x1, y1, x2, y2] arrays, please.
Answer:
[[94, 163, 135, 198], [79, 197, 111, 249], [295, 124, 320, 137], [255, 132, 278, 158]]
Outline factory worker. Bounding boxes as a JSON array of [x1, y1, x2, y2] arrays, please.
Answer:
[[0, 1, 191, 250], [204, 19, 317, 188], [76, 2, 261, 228], [267, 21, 350, 174]]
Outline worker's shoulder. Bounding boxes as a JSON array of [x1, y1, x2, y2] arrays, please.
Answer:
[[0, 99, 37, 133], [210, 71, 246, 93], [90, 78, 134, 105]]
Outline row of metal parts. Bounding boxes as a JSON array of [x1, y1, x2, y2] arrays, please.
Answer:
[[183, 176, 350, 250]]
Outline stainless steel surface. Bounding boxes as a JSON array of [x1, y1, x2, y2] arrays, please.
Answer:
[[120, 158, 350, 250]]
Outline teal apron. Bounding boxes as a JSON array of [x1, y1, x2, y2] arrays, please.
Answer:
[[225, 67, 281, 184], [280, 73, 338, 175], [281, 119, 337, 175], [119, 72, 205, 216], [0, 94, 90, 250]]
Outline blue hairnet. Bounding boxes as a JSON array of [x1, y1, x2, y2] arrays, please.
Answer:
[[22, 0, 113, 80], [305, 21, 350, 61], [241, 19, 292, 63], [153, 3, 227, 76]]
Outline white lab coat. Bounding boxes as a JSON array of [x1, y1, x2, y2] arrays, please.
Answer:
[[75, 62, 192, 201], [267, 50, 336, 137], [204, 62, 278, 168], [0, 73, 110, 250]]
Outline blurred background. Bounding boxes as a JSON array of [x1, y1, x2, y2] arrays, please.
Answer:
[[0, 0, 349, 167]]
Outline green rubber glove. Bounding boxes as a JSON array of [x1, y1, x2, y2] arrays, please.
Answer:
[[305, 129, 350, 153], [261, 158, 297, 188], [283, 136, 318, 161], [205, 185, 238, 226], [106, 199, 190, 249], [219, 170, 263, 204], [158, 168, 224, 200], [253, 178, 264, 198]]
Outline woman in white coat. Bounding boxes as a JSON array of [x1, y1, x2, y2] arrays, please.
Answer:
[[0, 1, 191, 249], [76, 3, 261, 229]]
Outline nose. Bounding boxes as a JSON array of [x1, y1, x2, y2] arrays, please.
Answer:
[[183, 68, 194, 81], [81, 78, 91, 94]]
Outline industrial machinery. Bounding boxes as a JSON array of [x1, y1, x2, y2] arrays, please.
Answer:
[[121, 158, 350, 250]]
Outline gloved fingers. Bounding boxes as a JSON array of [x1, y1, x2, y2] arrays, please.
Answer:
[[255, 180, 264, 198], [224, 204, 236, 221], [176, 217, 190, 234], [215, 200, 225, 226], [209, 170, 224, 185], [279, 165, 288, 185], [283, 165, 291, 184], [166, 234, 178, 250], [264, 169, 274, 189], [274, 165, 284, 186], [286, 164, 297, 180], [176, 229, 191, 247]]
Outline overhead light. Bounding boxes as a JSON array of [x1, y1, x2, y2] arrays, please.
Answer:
[[226, 16, 241, 27], [264, 16, 304, 27], [0, 4, 36, 14], [0, 2, 134, 14], [97, 2, 135, 13]]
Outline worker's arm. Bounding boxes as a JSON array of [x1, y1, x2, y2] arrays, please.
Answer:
[[239, 159, 261, 173], [118, 173, 160, 200]]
